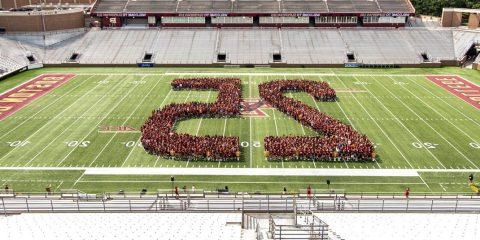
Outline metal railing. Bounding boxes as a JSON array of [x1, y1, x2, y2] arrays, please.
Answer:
[[1, 191, 479, 215], [269, 213, 328, 240]]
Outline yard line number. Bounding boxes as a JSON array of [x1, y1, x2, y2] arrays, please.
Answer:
[[412, 142, 438, 149]]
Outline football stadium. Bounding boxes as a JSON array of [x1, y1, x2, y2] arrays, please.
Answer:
[[0, 0, 480, 239]]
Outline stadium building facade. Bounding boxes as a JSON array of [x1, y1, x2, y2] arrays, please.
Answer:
[[90, 0, 415, 28]]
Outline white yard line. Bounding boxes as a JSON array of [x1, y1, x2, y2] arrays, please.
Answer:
[[249, 116, 253, 168], [336, 76, 415, 169], [395, 77, 478, 143], [406, 76, 480, 128], [359, 76, 446, 169], [88, 76, 152, 167], [272, 110, 280, 136], [72, 172, 85, 187], [379, 77, 478, 169], [417, 174, 431, 190], [222, 118, 227, 136], [55, 180, 64, 190], [56, 76, 141, 167], [0, 75, 94, 140], [0, 75, 115, 165]]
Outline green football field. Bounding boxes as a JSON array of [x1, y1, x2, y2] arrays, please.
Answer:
[[0, 67, 479, 194]]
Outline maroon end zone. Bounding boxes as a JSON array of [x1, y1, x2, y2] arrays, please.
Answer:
[[0, 74, 76, 120], [426, 76, 480, 110]]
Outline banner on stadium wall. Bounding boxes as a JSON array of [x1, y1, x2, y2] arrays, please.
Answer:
[[138, 63, 154, 68], [345, 63, 360, 68], [360, 13, 411, 17]]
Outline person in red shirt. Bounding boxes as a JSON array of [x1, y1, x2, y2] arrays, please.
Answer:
[[307, 185, 312, 198], [404, 187, 410, 198], [174, 186, 179, 199]]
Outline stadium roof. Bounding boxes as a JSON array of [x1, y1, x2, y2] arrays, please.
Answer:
[[93, 0, 415, 16]]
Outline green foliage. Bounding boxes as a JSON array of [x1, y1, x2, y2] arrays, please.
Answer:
[[411, 0, 480, 16]]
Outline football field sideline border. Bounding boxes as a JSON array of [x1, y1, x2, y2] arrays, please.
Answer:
[[1, 167, 480, 176]]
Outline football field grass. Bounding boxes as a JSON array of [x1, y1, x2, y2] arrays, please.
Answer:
[[0, 67, 479, 194]]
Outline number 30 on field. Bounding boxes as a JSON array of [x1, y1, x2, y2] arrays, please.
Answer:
[[412, 142, 438, 149]]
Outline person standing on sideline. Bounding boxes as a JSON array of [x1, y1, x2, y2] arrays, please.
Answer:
[[283, 187, 287, 195], [191, 185, 196, 193], [174, 186, 179, 199], [307, 185, 312, 198], [404, 187, 410, 198]]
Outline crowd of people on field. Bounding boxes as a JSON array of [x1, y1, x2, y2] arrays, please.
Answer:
[[141, 78, 242, 161], [259, 80, 375, 161]]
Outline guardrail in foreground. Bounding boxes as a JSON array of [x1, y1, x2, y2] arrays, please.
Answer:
[[1, 191, 479, 215]]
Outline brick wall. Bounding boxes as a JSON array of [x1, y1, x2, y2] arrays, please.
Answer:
[[1, 0, 93, 9], [0, 10, 85, 31]]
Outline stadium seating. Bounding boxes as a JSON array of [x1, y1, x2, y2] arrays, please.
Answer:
[[280, 29, 346, 64], [453, 30, 480, 60], [2, 28, 87, 47], [1, 28, 475, 66], [340, 29, 421, 64], [316, 213, 479, 240], [401, 29, 455, 62], [0, 213, 245, 240], [0, 38, 32, 77]]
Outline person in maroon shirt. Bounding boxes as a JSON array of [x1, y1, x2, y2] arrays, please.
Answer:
[[174, 186, 179, 199], [307, 185, 312, 198], [404, 187, 410, 198]]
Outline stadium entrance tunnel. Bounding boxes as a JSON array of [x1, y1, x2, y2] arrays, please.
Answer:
[[69, 53, 80, 62], [143, 52, 154, 62], [463, 44, 479, 64], [420, 52, 430, 62], [26, 54, 36, 64], [346, 52, 356, 62], [273, 53, 282, 63], [217, 52, 227, 63]]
